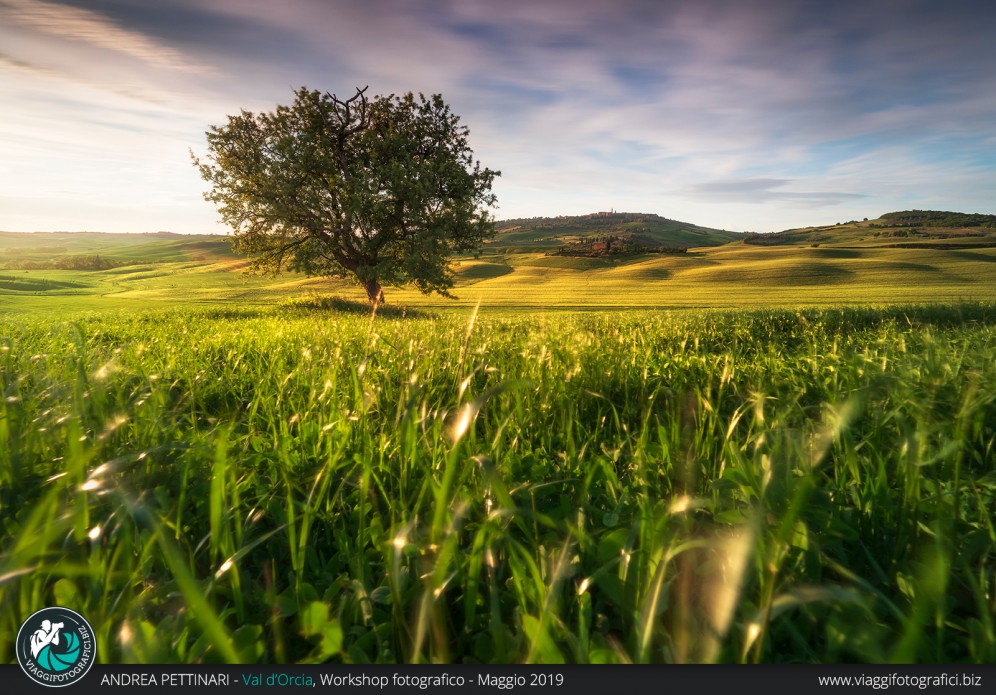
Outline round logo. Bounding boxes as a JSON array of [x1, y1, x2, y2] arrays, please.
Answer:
[[16, 607, 96, 687]]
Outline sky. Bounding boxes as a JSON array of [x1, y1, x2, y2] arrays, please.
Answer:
[[2, 0, 996, 234]]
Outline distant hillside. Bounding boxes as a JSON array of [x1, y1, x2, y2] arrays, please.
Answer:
[[3, 216, 995, 312], [744, 211, 996, 249], [879, 210, 996, 228], [490, 212, 742, 251], [0, 231, 233, 268]]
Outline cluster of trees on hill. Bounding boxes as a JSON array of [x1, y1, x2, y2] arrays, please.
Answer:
[[2, 255, 125, 271], [743, 231, 795, 246], [870, 229, 984, 238], [550, 234, 687, 257], [879, 210, 996, 228]]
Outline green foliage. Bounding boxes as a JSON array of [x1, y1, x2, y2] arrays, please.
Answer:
[[2, 255, 125, 271], [193, 87, 500, 304], [0, 304, 994, 664], [880, 210, 996, 228]]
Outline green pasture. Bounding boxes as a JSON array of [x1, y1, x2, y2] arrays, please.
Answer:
[[1, 222, 994, 664], [0, 304, 993, 664], [1, 232, 232, 264], [2, 238, 995, 314]]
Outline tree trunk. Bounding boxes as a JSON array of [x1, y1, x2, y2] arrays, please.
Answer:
[[363, 277, 384, 310]]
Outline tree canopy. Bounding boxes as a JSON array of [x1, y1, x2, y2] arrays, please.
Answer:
[[193, 86, 499, 306]]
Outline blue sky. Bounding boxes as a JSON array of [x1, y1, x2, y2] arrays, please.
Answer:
[[2, 0, 995, 233]]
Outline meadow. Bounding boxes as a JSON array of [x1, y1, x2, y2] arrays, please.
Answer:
[[3, 218, 996, 313], [1, 302, 994, 664]]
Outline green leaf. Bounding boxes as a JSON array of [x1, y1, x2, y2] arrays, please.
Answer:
[[53, 578, 79, 607], [300, 601, 329, 637], [233, 625, 264, 662], [521, 614, 565, 664]]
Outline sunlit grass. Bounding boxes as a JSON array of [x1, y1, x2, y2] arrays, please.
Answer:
[[3, 243, 995, 314], [0, 303, 994, 664]]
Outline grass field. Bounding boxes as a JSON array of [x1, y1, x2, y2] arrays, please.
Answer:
[[1, 218, 995, 664], [1, 303, 994, 664], [2, 238, 995, 314]]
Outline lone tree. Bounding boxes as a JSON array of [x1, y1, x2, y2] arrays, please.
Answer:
[[193, 87, 499, 307]]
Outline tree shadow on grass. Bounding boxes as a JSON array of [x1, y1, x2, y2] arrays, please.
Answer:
[[282, 294, 436, 319]]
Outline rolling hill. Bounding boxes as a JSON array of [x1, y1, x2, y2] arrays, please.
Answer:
[[744, 210, 996, 249], [1, 211, 995, 312], [489, 212, 743, 251], [1, 231, 235, 266]]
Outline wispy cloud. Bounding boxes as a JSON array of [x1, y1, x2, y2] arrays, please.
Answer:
[[0, 49, 55, 76], [686, 178, 867, 207], [2, 0, 996, 232], [0, 0, 214, 74]]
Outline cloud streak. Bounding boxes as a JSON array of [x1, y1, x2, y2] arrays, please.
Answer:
[[1, 0, 995, 233], [687, 179, 867, 207], [0, 0, 214, 74]]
